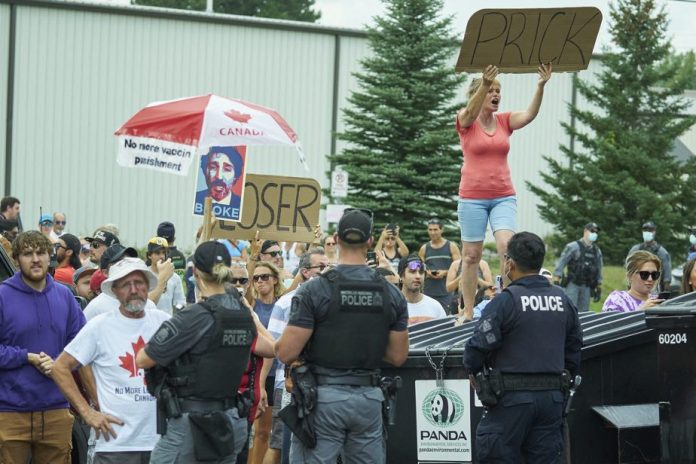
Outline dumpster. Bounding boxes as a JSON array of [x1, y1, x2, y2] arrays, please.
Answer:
[[646, 293, 696, 463], [382, 311, 665, 463]]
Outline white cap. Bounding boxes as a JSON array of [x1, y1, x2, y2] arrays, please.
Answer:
[[101, 257, 158, 298]]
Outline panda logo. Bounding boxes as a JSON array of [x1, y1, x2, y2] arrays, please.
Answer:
[[431, 393, 456, 424]]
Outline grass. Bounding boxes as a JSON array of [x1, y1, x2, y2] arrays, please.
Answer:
[[483, 249, 626, 313]]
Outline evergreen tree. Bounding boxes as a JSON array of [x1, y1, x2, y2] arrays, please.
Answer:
[[328, 0, 465, 248], [528, 0, 696, 265], [132, 0, 321, 22]]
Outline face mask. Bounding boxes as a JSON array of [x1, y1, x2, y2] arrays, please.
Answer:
[[643, 231, 654, 242], [689, 234, 696, 245], [588, 232, 598, 242]]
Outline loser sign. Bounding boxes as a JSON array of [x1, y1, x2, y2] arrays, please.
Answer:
[[456, 7, 602, 73], [210, 174, 321, 243]]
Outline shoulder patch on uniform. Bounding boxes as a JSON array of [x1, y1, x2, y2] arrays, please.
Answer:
[[151, 320, 179, 345]]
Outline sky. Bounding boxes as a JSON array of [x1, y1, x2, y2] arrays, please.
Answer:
[[314, 0, 696, 53]]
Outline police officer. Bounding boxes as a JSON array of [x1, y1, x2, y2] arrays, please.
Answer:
[[463, 232, 582, 463], [628, 221, 671, 291], [135, 241, 275, 463], [552, 222, 603, 312], [275, 208, 409, 464]]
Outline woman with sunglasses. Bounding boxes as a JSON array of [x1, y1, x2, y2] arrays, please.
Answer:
[[321, 235, 339, 265], [602, 250, 664, 312], [248, 261, 285, 464], [375, 225, 409, 270]]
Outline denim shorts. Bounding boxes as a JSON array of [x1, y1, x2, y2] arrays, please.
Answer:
[[457, 195, 517, 242]]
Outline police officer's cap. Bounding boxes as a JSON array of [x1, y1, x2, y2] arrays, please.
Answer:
[[194, 240, 232, 273], [584, 222, 600, 231], [642, 221, 657, 230], [337, 208, 373, 244]]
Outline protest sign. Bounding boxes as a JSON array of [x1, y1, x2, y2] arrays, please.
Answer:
[[193, 146, 248, 222], [210, 174, 321, 243], [117, 135, 195, 176], [455, 7, 602, 73]]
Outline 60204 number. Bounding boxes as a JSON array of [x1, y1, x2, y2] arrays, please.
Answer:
[[658, 333, 688, 344]]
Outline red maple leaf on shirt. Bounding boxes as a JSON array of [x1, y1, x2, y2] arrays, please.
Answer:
[[118, 336, 147, 378], [224, 109, 252, 123]]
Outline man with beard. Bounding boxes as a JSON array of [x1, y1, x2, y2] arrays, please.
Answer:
[[194, 148, 244, 221], [0, 231, 85, 463], [399, 255, 446, 326], [53, 258, 170, 464], [53, 233, 83, 285], [86, 229, 120, 267]]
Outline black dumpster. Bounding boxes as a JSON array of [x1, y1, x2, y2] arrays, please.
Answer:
[[382, 311, 665, 463], [646, 293, 696, 463]]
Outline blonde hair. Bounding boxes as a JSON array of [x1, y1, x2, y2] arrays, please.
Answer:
[[625, 250, 661, 289], [253, 261, 285, 299], [467, 77, 501, 99], [197, 262, 235, 286]]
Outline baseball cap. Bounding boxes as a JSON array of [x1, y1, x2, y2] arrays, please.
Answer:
[[193, 241, 231, 274], [39, 214, 53, 226], [584, 222, 600, 232], [398, 255, 425, 275], [73, 265, 97, 285], [101, 257, 158, 299], [85, 230, 120, 247], [157, 221, 175, 242], [100, 243, 139, 270], [89, 270, 108, 294], [642, 221, 657, 230], [147, 237, 169, 254], [337, 208, 373, 244]]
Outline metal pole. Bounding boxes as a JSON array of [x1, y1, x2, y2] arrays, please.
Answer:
[[206, 0, 213, 13]]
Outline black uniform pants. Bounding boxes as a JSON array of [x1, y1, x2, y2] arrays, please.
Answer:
[[475, 390, 564, 464]]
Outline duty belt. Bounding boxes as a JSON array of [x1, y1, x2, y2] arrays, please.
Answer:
[[315, 374, 380, 387], [501, 373, 563, 391], [179, 398, 234, 413]]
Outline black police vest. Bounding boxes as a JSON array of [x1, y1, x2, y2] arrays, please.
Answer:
[[567, 240, 599, 286], [305, 269, 394, 370], [493, 284, 569, 374], [168, 300, 256, 400]]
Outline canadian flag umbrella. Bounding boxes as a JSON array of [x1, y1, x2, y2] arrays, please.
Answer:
[[114, 94, 307, 176]]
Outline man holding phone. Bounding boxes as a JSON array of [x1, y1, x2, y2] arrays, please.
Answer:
[[419, 219, 461, 311], [146, 236, 185, 315]]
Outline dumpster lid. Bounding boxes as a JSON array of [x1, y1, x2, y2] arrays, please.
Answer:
[[646, 292, 696, 316], [591, 403, 659, 429]]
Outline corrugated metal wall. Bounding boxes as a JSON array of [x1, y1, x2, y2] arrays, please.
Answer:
[[6, 2, 690, 251], [0, 4, 9, 189]]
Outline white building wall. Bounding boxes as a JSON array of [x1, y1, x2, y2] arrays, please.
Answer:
[[0, 4, 9, 189]]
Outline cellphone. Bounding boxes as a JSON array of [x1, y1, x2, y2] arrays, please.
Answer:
[[386, 223, 397, 231], [431, 270, 439, 276], [366, 251, 377, 262], [657, 291, 672, 300]]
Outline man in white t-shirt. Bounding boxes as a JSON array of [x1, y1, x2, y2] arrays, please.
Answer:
[[399, 255, 447, 326], [52, 258, 170, 464]]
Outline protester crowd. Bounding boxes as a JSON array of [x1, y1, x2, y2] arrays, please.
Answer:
[[0, 190, 693, 464]]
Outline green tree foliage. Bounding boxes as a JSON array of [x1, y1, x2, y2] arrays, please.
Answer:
[[328, 0, 465, 248], [132, 0, 320, 22], [528, 0, 696, 265]]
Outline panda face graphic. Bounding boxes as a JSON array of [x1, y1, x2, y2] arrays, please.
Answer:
[[431, 393, 456, 424]]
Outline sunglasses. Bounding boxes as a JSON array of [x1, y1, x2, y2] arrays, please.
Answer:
[[55, 221, 66, 225], [306, 264, 328, 271], [637, 271, 660, 281], [324, 242, 336, 246], [406, 260, 426, 273], [90, 241, 104, 249], [53, 243, 67, 251], [253, 274, 273, 282], [230, 277, 249, 285], [262, 250, 282, 258]]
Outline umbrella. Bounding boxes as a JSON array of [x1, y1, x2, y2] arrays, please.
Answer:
[[114, 94, 307, 176]]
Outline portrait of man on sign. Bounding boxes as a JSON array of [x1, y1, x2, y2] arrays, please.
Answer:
[[193, 146, 246, 221]]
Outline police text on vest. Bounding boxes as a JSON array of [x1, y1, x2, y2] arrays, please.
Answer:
[[520, 295, 564, 312]]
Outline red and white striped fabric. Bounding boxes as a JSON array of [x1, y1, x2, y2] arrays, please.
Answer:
[[114, 94, 306, 176]]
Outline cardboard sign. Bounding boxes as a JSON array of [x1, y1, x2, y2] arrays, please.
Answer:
[[456, 7, 602, 73], [210, 174, 321, 243]]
